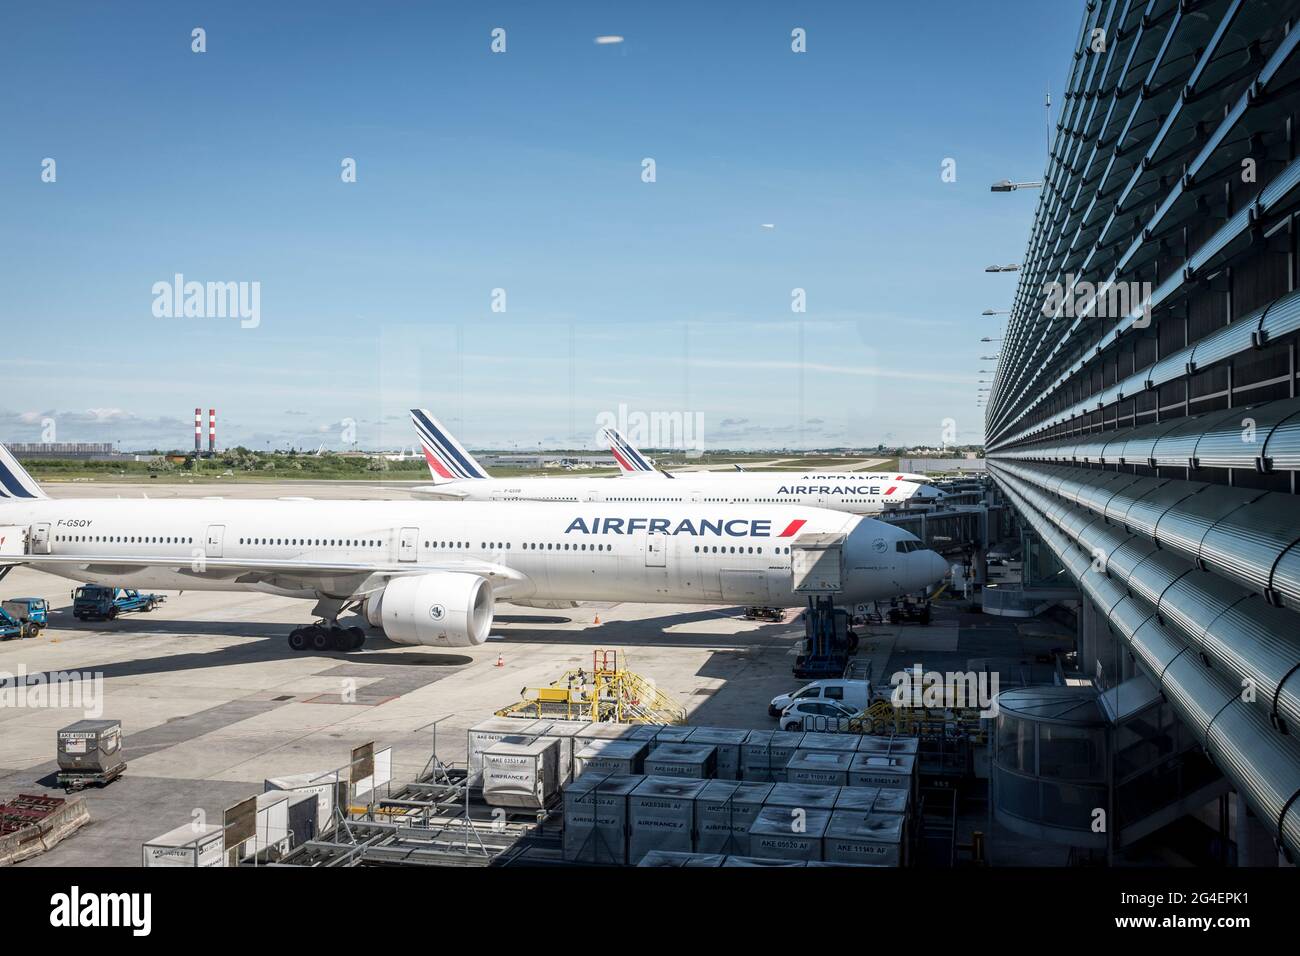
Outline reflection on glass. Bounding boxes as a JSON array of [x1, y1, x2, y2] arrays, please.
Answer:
[[1039, 723, 1104, 780]]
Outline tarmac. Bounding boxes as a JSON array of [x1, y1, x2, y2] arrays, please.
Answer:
[[0, 479, 1049, 866], [0, 481, 829, 865]]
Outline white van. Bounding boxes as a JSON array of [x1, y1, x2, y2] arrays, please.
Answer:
[[768, 679, 871, 717]]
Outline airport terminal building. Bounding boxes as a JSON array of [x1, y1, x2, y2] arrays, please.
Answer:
[[985, 1, 1300, 861]]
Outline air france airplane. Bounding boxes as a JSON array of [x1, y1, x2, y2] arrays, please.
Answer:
[[0, 444, 947, 653], [606, 427, 936, 485], [411, 410, 941, 515]]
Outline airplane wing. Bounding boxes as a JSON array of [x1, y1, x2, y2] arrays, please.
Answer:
[[3, 552, 532, 599]]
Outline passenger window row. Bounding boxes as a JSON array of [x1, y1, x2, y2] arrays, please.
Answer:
[[238, 538, 381, 547], [606, 497, 683, 502], [53, 535, 792, 558], [56, 534, 195, 544], [520, 542, 611, 551], [226, 538, 617, 553], [692, 545, 792, 554]]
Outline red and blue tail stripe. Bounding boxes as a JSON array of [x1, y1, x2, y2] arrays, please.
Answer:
[[603, 427, 655, 474], [409, 409, 490, 481], [0, 444, 47, 500]]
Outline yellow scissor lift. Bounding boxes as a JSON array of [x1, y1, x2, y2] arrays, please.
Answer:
[[855, 698, 984, 740], [496, 649, 687, 724]]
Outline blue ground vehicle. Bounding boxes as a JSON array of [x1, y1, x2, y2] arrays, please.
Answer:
[[2, 598, 49, 632], [0, 605, 35, 640], [71, 586, 165, 621]]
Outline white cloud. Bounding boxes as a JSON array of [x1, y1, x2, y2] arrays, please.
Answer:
[[688, 357, 977, 385]]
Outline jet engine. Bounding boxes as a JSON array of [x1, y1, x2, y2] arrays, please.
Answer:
[[365, 572, 492, 647]]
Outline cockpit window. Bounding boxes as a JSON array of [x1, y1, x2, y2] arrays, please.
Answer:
[[895, 540, 924, 553]]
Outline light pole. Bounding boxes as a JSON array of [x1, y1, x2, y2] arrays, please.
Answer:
[[982, 309, 1009, 316], [990, 180, 1043, 192], [985, 264, 1020, 273]]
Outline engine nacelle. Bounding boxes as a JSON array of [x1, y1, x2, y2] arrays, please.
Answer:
[[366, 572, 493, 647]]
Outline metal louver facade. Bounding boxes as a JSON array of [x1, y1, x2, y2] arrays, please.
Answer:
[[986, 0, 1300, 858]]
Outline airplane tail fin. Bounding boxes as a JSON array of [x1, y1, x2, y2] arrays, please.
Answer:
[[602, 427, 659, 477], [409, 410, 491, 484], [0, 443, 47, 500]]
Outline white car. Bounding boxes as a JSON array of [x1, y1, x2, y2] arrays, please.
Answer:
[[769, 679, 871, 717], [779, 698, 858, 732]]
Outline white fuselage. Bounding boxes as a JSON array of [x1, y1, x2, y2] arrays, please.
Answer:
[[1, 497, 945, 608], [420, 473, 941, 514], [663, 469, 933, 485]]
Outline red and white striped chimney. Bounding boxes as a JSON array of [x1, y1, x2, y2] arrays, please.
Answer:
[[194, 408, 202, 452], [208, 409, 216, 454]]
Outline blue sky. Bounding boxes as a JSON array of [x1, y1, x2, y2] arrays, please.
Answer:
[[0, 1, 1077, 452]]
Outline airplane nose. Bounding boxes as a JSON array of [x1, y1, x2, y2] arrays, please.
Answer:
[[841, 521, 948, 602], [921, 549, 948, 588]]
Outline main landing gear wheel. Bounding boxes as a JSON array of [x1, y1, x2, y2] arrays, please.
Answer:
[[288, 621, 365, 653], [326, 626, 366, 651]]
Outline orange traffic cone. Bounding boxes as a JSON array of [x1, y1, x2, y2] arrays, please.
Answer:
[[495, 654, 504, 667], [593, 615, 601, 625]]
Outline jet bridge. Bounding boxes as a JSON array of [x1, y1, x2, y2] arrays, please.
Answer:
[[790, 532, 845, 594], [789, 533, 854, 679]]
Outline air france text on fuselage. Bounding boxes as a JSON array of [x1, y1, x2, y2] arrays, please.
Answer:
[[564, 516, 806, 537], [777, 485, 890, 496]]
